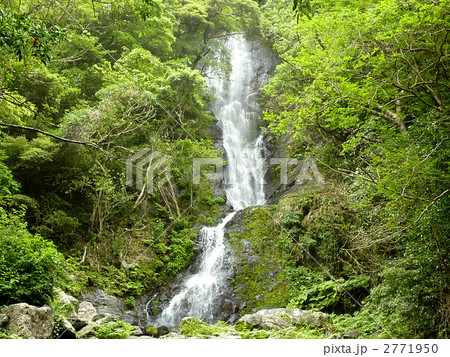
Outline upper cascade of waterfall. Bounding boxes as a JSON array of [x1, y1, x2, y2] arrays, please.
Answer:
[[207, 36, 266, 210]]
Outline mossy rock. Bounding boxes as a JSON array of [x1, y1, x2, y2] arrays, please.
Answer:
[[178, 317, 232, 338], [144, 324, 159, 337], [227, 206, 289, 313]]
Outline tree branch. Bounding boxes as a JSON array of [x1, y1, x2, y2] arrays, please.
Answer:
[[0, 122, 118, 160]]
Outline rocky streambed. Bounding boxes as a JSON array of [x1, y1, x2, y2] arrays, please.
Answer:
[[1, 287, 361, 339]]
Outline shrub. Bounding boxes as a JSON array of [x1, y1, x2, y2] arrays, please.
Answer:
[[125, 296, 136, 310], [0, 208, 69, 306]]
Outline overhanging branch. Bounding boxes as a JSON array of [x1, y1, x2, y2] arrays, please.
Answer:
[[0, 122, 118, 161]]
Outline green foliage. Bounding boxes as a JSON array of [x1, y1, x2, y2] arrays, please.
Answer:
[[330, 310, 384, 338], [144, 324, 158, 336], [292, 0, 312, 20], [0, 208, 70, 306], [0, 330, 21, 339], [238, 326, 327, 339], [0, 9, 66, 64], [260, 0, 450, 338], [178, 317, 232, 338], [366, 259, 444, 338], [94, 321, 135, 339], [170, 0, 261, 66], [35, 210, 81, 246], [51, 313, 69, 339], [0, 151, 20, 199], [125, 296, 136, 310], [286, 267, 370, 313]]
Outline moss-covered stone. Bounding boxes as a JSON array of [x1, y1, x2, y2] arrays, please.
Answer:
[[178, 317, 233, 338], [227, 206, 290, 313], [144, 324, 159, 337]]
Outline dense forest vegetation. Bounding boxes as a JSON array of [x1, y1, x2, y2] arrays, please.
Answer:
[[0, 0, 449, 339]]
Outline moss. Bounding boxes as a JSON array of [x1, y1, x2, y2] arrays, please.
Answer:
[[235, 325, 329, 339], [0, 330, 21, 339], [239, 329, 271, 339], [94, 321, 135, 339], [178, 318, 232, 338], [172, 319, 335, 339], [145, 324, 159, 337], [228, 206, 290, 313], [235, 321, 253, 332]]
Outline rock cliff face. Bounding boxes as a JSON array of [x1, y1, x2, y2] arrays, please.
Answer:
[[82, 288, 138, 325], [226, 206, 288, 317]]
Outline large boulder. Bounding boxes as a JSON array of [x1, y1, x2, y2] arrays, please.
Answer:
[[77, 301, 97, 322], [0, 303, 54, 339], [236, 308, 330, 331]]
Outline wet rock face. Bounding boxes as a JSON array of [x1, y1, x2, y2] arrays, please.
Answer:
[[225, 206, 289, 316], [248, 39, 279, 94], [82, 289, 138, 325], [264, 132, 298, 204]]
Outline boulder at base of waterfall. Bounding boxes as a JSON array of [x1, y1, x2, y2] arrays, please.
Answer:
[[0, 303, 54, 339], [81, 288, 138, 325], [77, 301, 97, 322], [236, 308, 330, 331], [77, 322, 98, 339], [157, 326, 170, 337], [144, 324, 159, 337], [131, 326, 144, 337]]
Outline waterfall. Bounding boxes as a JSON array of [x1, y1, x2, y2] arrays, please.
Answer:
[[149, 35, 267, 327], [212, 36, 266, 211]]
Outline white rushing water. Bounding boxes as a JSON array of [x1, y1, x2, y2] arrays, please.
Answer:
[[151, 36, 266, 327]]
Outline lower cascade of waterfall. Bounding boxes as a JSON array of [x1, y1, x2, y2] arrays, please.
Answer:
[[147, 35, 272, 327], [151, 212, 236, 327]]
